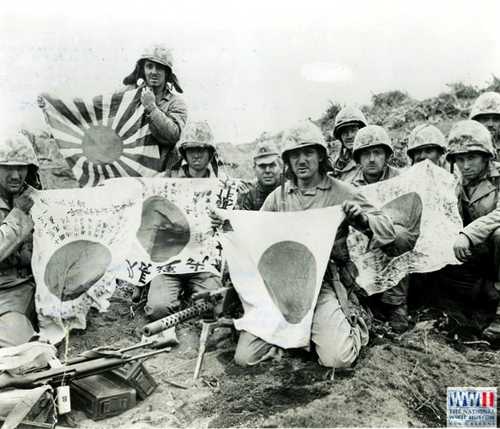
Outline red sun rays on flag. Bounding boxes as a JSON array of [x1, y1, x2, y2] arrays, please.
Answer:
[[41, 88, 161, 187]]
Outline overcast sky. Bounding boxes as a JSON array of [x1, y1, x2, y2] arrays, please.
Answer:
[[1, 0, 499, 143]]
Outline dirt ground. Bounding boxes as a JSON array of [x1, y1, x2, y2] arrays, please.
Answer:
[[55, 282, 500, 429]]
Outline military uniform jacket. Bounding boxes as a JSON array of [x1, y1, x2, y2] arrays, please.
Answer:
[[460, 162, 500, 246], [237, 181, 278, 211], [261, 175, 397, 259], [126, 84, 188, 173], [331, 150, 358, 182], [0, 196, 34, 292]]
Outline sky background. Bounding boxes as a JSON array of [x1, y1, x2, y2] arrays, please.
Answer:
[[1, 0, 499, 143]]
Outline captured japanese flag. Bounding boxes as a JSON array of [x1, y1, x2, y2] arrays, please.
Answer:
[[31, 180, 143, 343], [40, 88, 160, 187], [218, 206, 344, 349]]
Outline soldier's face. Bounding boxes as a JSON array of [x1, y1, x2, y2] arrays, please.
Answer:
[[359, 146, 387, 178], [185, 148, 211, 172], [454, 152, 489, 181], [339, 124, 361, 150], [254, 160, 282, 186], [288, 147, 322, 180], [412, 147, 442, 165], [0, 165, 28, 195], [475, 114, 500, 140], [143, 60, 167, 89]]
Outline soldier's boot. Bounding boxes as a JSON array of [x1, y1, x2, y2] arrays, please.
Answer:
[[387, 303, 409, 334], [482, 302, 500, 341]]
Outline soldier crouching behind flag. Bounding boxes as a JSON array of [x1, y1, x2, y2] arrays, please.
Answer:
[[212, 120, 398, 368], [440, 120, 500, 341], [122, 44, 188, 175], [0, 134, 41, 347], [144, 122, 222, 341]]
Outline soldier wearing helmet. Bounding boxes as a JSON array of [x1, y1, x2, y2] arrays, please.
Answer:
[[441, 120, 500, 340], [0, 134, 41, 347], [144, 121, 222, 340], [406, 124, 447, 166], [469, 92, 500, 157], [212, 120, 398, 369], [160, 121, 218, 178], [350, 125, 422, 333], [350, 125, 400, 186], [331, 106, 368, 181], [237, 140, 283, 210], [123, 44, 188, 175]]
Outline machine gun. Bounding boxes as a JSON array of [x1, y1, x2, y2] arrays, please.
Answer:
[[142, 286, 237, 380], [142, 287, 234, 337]]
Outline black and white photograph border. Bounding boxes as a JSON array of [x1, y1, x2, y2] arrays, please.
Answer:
[[0, 0, 499, 428]]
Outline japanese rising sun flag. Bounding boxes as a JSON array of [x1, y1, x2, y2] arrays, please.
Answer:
[[31, 180, 143, 344], [218, 206, 344, 349], [347, 160, 462, 295], [112, 177, 239, 286], [40, 88, 160, 187]]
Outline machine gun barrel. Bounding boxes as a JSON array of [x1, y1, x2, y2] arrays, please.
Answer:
[[142, 301, 213, 336]]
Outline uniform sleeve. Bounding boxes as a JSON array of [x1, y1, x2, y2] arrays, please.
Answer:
[[461, 202, 500, 246], [260, 188, 280, 212], [350, 191, 397, 250], [0, 208, 34, 263], [148, 96, 188, 148], [237, 190, 253, 211]]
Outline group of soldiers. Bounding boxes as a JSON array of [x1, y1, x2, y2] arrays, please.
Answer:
[[1, 43, 500, 374]]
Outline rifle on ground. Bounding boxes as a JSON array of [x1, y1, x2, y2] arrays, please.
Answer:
[[0, 342, 171, 390]]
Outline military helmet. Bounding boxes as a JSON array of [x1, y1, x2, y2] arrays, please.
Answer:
[[280, 120, 328, 162], [0, 133, 41, 189], [253, 141, 280, 165], [0, 134, 39, 168], [178, 121, 216, 158], [469, 91, 500, 120], [333, 106, 368, 140], [123, 43, 183, 93], [352, 125, 393, 163], [407, 124, 447, 159], [446, 120, 495, 161]]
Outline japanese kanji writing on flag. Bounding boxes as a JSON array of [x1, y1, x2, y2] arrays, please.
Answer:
[[112, 177, 239, 286], [218, 206, 345, 349], [348, 160, 462, 295], [31, 180, 143, 344], [39, 88, 160, 187]]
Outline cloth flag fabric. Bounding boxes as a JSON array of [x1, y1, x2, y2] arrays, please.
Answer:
[[112, 177, 239, 286], [347, 160, 462, 295], [40, 88, 160, 187], [31, 180, 143, 343], [219, 206, 345, 349]]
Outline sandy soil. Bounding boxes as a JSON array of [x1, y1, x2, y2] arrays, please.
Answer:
[[55, 283, 500, 429]]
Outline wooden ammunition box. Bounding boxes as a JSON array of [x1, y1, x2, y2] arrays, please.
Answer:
[[110, 361, 157, 400], [70, 374, 136, 420]]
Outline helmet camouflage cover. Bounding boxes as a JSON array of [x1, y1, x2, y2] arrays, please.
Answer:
[[123, 43, 183, 93], [407, 124, 447, 158], [333, 106, 368, 140], [469, 91, 500, 120], [280, 120, 328, 161], [352, 125, 394, 163], [446, 120, 495, 161], [0, 134, 39, 168], [179, 121, 216, 157]]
